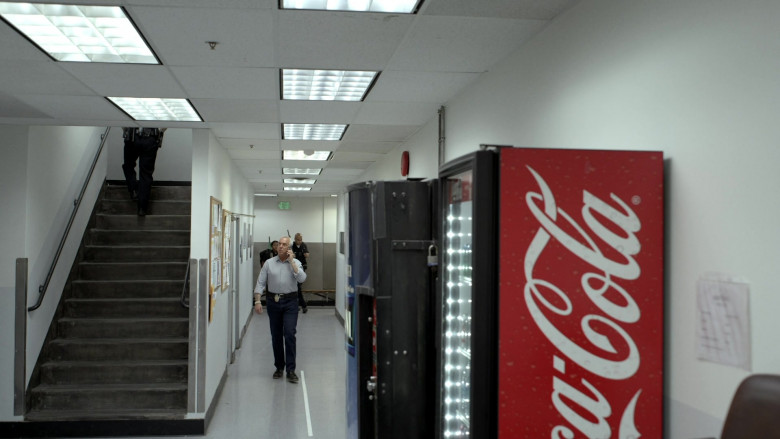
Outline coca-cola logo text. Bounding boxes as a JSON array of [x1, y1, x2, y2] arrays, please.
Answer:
[[523, 166, 643, 439]]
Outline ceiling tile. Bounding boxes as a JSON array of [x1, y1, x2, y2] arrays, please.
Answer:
[[60, 64, 186, 97], [217, 138, 279, 151], [353, 102, 438, 125], [342, 124, 420, 142], [18, 95, 130, 120], [368, 71, 480, 103], [0, 61, 94, 96], [192, 99, 279, 123], [129, 6, 276, 67], [337, 141, 402, 154], [386, 16, 546, 72], [279, 101, 360, 124], [422, 0, 579, 20], [171, 66, 278, 99], [277, 10, 414, 70], [209, 123, 280, 139], [0, 92, 52, 118]]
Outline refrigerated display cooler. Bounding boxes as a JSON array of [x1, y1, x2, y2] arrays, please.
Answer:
[[435, 147, 664, 438], [346, 180, 437, 439]]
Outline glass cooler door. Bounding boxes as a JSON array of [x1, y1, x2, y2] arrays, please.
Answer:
[[441, 169, 474, 438], [437, 149, 498, 439]]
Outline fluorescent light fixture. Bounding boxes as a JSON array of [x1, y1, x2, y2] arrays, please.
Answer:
[[284, 178, 316, 184], [108, 97, 202, 122], [283, 123, 346, 141], [330, 194, 338, 197], [280, 0, 422, 13], [283, 168, 322, 175], [282, 150, 332, 161], [284, 187, 312, 191], [254, 193, 278, 197], [0, 2, 158, 63], [282, 69, 378, 101]]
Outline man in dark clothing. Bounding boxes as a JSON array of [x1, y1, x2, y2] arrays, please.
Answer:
[[122, 127, 165, 216], [259, 241, 279, 267], [292, 233, 309, 313]]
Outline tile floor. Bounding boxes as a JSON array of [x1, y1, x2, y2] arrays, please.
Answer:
[[72, 307, 348, 439]]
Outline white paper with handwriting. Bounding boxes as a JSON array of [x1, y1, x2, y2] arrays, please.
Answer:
[[696, 275, 751, 371]]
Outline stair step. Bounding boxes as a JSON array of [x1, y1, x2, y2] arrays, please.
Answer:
[[25, 408, 189, 422], [71, 280, 182, 298], [100, 200, 190, 215], [30, 383, 187, 411], [64, 298, 187, 318], [89, 229, 190, 246], [78, 261, 187, 280], [58, 317, 189, 338], [39, 360, 187, 385], [84, 245, 189, 262], [95, 214, 191, 231], [103, 185, 191, 201], [47, 338, 188, 361]]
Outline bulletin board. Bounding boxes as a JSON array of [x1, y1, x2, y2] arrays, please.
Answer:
[[222, 209, 232, 292], [209, 197, 222, 322]]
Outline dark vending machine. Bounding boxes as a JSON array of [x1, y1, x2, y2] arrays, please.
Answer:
[[435, 147, 665, 438], [346, 180, 436, 439]]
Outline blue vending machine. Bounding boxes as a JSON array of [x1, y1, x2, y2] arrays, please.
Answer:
[[346, 180, 436, 439]]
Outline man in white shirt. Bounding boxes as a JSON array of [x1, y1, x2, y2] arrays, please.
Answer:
[[254, 236, 307, 383]]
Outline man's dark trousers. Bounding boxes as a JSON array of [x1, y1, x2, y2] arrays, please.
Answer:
[[266, 293, 299, 372], [122, 134, 159, 211]]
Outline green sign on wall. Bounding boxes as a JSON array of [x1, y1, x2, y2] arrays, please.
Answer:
[[278, 201, 290, 210]]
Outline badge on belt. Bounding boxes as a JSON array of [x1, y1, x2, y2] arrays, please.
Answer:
[[274, 294, 280, 302]]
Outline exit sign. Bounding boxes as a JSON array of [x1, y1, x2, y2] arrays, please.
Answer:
[[278, 201, 290, 210]]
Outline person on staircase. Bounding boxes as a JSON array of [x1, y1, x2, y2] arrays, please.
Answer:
[[122, 127, 166, 216]]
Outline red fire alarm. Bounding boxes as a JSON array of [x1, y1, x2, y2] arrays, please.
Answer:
[[401, 150, 409, 176]]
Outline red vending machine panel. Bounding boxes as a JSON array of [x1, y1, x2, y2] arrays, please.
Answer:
[[498, 148, 664, 438]]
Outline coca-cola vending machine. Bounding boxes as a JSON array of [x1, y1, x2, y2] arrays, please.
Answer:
[[436, 147, 664, 438]]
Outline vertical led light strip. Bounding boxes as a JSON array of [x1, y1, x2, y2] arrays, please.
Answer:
[[442, 198, 474, 438]]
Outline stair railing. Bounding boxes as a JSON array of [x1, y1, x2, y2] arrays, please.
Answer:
[[28, 126, 112, 312], [181, 258, 190, 308]]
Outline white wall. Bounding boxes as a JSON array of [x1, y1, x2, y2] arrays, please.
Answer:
[[358, 1, 780, 437], [190, 129, 255, 416], [0, 125, 107, 421], [106, 127, 193, 182], [0, 125, 30, 421], [253, 196, 335, 245]]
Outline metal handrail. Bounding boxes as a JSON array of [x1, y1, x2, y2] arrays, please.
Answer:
[[28, 127, 112, 312], [181, 259, 190, 308]]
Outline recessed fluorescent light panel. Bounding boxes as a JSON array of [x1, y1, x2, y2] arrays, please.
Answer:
[[283, 123, 346, 141], [0, 2, 158, 63], [280, 0, 422, 13], [283, 168, 322, 175], [254, 193, 278, 197], [282, 150, 332, 161], [284, 187, 312, 191], [284, 178, 316, 184], [108, 97, 202, 122], [282, 69, 378, 102]]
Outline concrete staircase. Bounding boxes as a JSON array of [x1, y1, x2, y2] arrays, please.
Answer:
[[26, 183, 191, 422]]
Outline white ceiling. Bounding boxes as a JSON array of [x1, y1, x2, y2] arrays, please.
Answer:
[[0, 0, 579, 196]]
